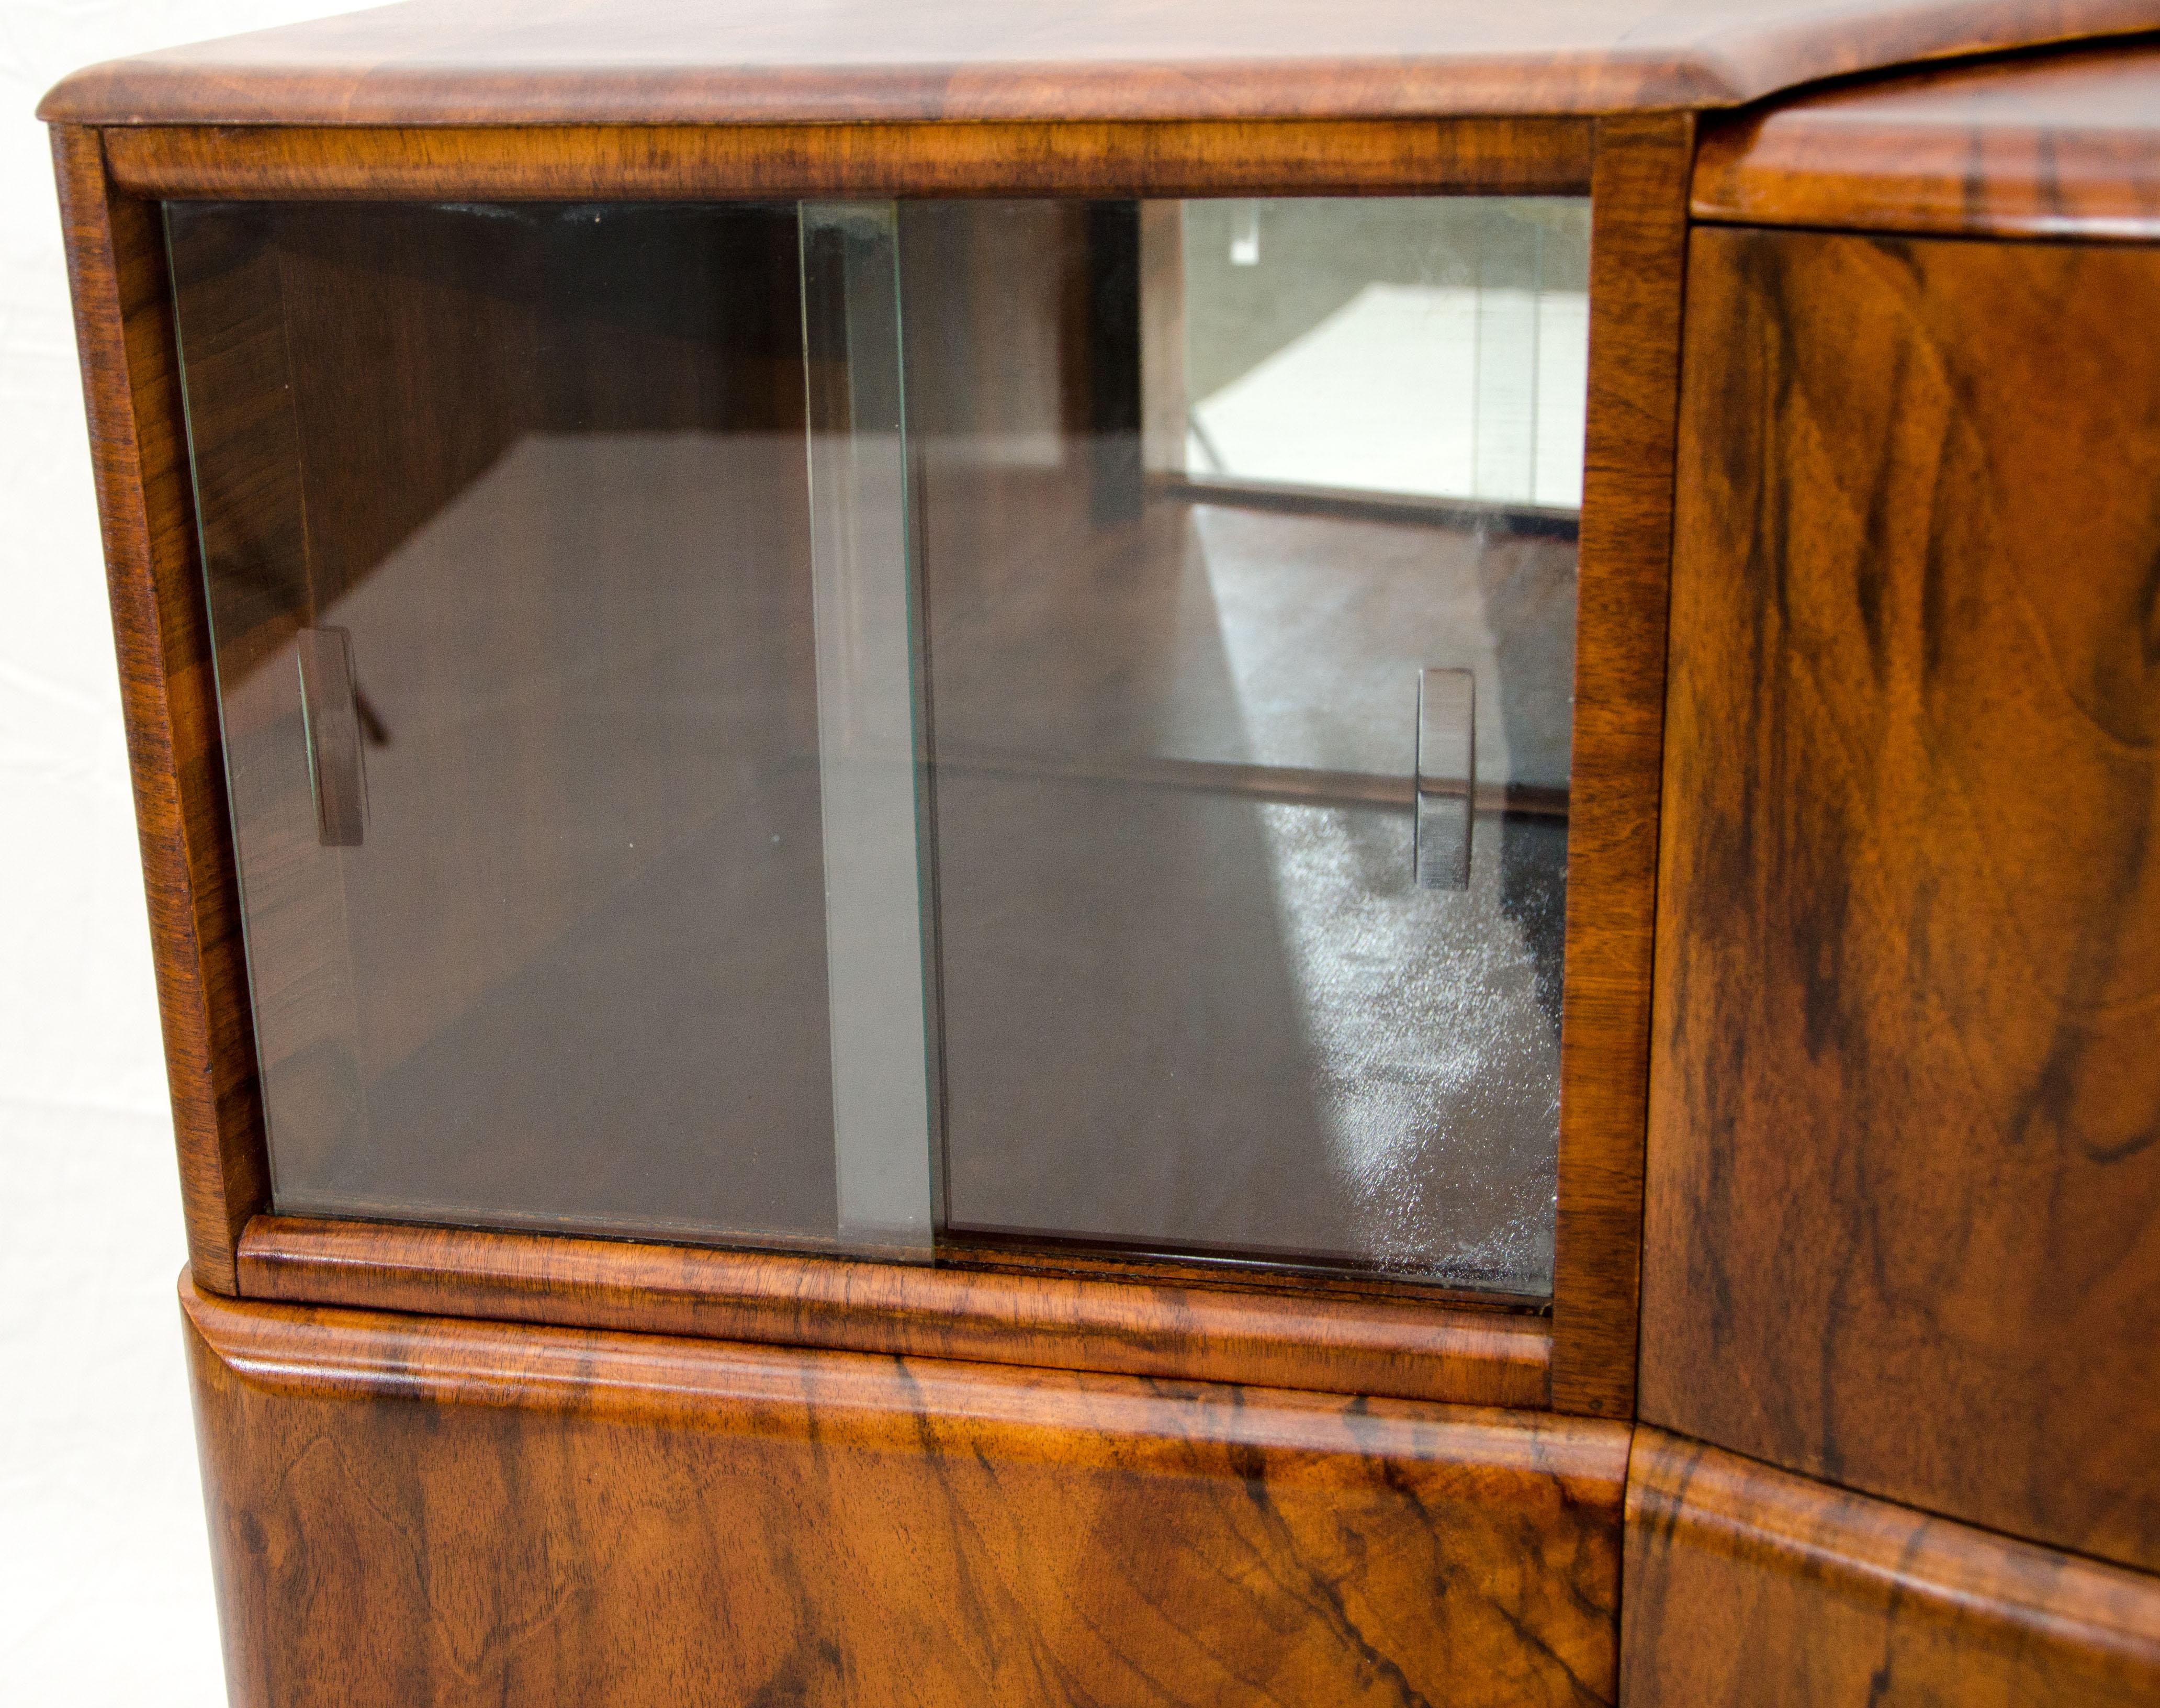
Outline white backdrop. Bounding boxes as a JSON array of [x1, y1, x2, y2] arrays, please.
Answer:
[[0, 4, 361, 1702]]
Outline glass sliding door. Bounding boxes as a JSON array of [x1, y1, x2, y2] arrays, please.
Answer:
[[171, 192, 1587, 1296], [168, 200, 891, 1251], [910, 199, 1582, 1294]]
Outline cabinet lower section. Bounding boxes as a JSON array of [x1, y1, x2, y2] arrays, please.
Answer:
[[181, 1277, 1625, 1707]]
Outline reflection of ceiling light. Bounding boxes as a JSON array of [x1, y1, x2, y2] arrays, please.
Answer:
[[1230, 199, 1261, 266]]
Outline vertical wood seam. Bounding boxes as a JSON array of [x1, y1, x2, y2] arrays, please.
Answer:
[[1549, 111, 1694, 1419]]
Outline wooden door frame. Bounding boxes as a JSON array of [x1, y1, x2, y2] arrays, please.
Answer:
[[52, 110, 1691, 1417]]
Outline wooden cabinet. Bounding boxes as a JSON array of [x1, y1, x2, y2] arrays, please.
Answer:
[[41, 8, 2160, 1704]]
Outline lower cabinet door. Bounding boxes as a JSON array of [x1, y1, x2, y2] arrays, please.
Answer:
[[1644, 223, 2160, 1574], [182, 1280, 1625, 1707]]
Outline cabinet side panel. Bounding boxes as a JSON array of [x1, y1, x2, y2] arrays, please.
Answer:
[[1643, 226, 2160, 1570], [1622, 1429, 2160, 1707], [182, 1280, 1626, 1707], [50, 125, 266, 1292]]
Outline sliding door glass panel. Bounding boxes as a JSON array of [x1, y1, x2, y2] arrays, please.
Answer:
[[168, 200, 932, 1256], [912, 199, 1581, 1292], [172, 193, 1583, 1294]]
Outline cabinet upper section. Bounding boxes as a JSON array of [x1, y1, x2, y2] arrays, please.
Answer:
[[37, 0, 2160, 128], [1695, 39, 2160, 240]]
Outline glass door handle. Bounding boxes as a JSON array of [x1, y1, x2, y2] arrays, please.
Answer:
[[1415, 667, 1474, 890], [297, 626, 367, 848]]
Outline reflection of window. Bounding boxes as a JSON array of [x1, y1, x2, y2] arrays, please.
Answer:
[[1150, 199, 1590, 512]]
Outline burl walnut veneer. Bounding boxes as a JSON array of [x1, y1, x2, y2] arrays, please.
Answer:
[[185, 1278, 1627, 1707], [1643, 155, 2160, 1585]]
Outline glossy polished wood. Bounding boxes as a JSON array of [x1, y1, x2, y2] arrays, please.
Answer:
[[51, 126, 266, 1295], [1643, 227, 2160, 1572], [184, 1277, 1627, 1707], [1623, 1430, 2160, 1706], [39, 0, 2160, 126], [238, 1216, 1551, 1407], [101, 117, 1594, 200], [1694, 41, 2160, 240], [1547, 114, 1692, 1422]]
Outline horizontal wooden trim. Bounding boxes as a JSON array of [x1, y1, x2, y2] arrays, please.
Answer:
[[237, 1215, 1551, 1408], [1624, 1429, 2160, 1698], [99, 118, 1594, 201], [190, 1272, 1577, 1457]]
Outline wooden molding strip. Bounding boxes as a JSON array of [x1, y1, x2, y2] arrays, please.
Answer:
[[102, 118, 1593, 201], [193, 1272, 1573, 1455], [1546, 112, 1694, 1421], [1693, 42, 2160, 241], [238, 1215, 1552, 1409], [1624, 1429, 2160, 1702]]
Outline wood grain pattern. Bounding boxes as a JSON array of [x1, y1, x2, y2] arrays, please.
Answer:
[[50, 126, 267, 1295], [1622, 1429, 2160, 1706], [1546, 114, 1692, 1421], [238, 1215, 1550, 1408], [38, 0, 2160, 126], [99, 117, 1594, 201], [183, 1276, 1627, 1707], [1643, 227, 2160, 1572], [1695, 40, 2160, 240]]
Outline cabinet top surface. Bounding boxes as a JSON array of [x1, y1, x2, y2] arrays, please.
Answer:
[[37, 0, 2160, 128]]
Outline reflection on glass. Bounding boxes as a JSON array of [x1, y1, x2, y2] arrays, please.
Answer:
[[171, 194, 1584, 1294], [909, 199, 1580, 1293], [1169, 199, 1589, 510]]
